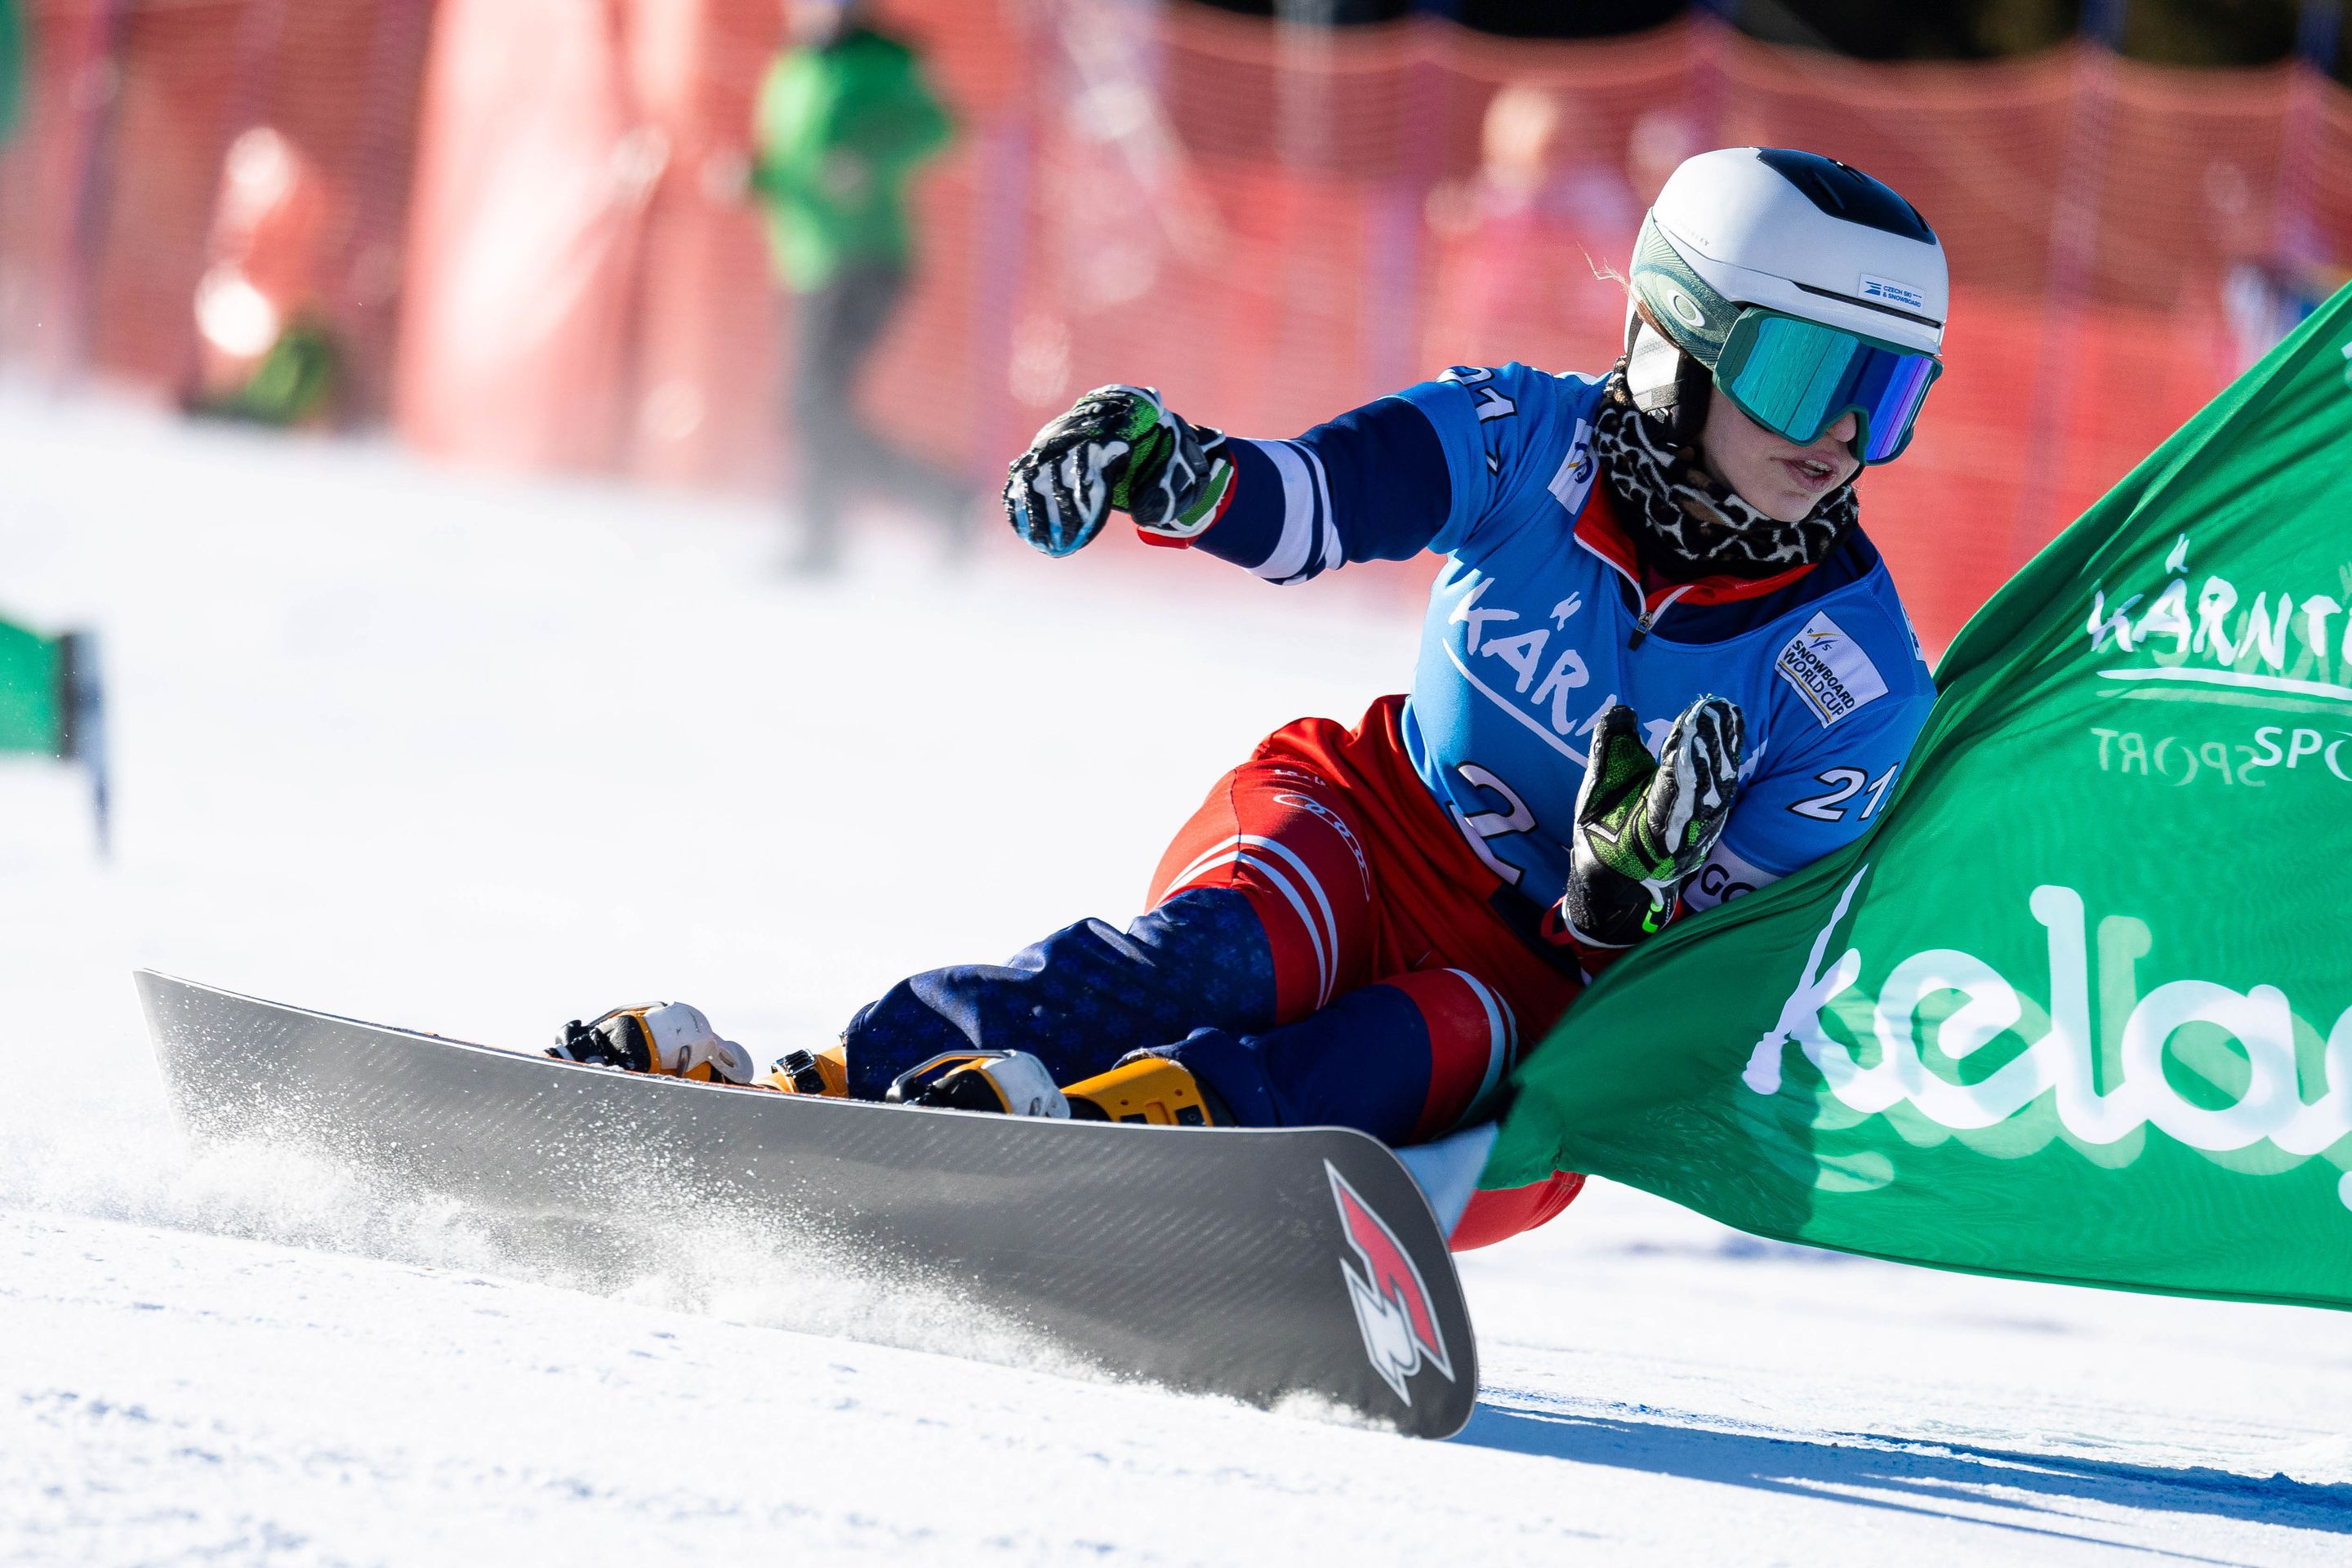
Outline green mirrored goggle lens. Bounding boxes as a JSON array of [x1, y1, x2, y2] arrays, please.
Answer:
[[1717, 312, 1940, 463]]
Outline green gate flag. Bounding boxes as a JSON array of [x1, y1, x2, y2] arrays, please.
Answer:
[[1486, 284, 2352, 1311], [0, 617, 109, 853], [0, 617, 67, 755]]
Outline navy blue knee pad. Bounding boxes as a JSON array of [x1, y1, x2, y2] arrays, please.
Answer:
[[1165, 983, 1437, 1143], [840, 888, 1278, 1098]]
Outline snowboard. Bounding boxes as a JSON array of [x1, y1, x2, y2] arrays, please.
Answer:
[[136, 971, 1478, 1438]]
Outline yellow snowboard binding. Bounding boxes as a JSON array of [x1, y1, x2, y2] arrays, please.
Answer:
[[549, 1002, 756, 1084], [756, 1043, 849, 1097], [1062, 1055, 1223, 1126], [884, 1049, 1226, 1125], [554, 1013, 1225, 1128], [886, 1050, 1071, 1116], [550, 1004, 851, 1098]]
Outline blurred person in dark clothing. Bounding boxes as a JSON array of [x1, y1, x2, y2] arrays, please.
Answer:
[[753, 0, 965, 572]]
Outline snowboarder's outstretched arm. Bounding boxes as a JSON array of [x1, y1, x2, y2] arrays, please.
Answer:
[[1003, 375, 1518, 581]]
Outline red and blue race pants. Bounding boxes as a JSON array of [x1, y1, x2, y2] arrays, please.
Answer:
[[843, 697, 1588, 1249]]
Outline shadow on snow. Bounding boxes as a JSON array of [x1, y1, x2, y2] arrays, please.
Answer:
[[1455, 1402, 2352, 1555]]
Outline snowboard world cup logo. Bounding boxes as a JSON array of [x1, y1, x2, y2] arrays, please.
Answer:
[[1325, 1162, 1455, 1404]]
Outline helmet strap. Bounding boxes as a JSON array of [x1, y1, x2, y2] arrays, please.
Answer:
[[1622, 305, 1711, 448]]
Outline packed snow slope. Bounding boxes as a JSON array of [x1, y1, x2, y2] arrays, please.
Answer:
[[1, 390, 2346, 1566]]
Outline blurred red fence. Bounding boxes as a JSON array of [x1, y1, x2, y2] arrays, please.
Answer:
[[0, 0, 432, 415], [2, 2, 2347, 651]]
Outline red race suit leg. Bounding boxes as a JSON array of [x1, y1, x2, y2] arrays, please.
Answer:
[[1149, 697, 1588, 1250]]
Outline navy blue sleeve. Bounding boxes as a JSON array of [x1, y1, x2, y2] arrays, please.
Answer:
[[1191, 395, 1452, 584]]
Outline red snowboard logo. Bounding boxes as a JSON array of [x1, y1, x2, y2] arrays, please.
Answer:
[[1326, 1161, 1455, 1403]]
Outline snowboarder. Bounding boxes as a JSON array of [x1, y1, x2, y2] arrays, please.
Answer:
[[559, 148, 1947, 1250]]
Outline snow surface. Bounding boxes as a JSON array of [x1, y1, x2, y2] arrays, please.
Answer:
[[1, 390, 2347, 1565]]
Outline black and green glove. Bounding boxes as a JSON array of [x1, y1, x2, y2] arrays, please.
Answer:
[[1559, 696, 1745, 952], [1003, 385, 1235, 557]]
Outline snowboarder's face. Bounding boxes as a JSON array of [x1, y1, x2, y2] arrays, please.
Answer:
[[1699, 399, 1860, 523]]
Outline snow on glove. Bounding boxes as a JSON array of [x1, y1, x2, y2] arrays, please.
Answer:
[[548, 1002, 755, 1085], [1002, 385, 1235, 557], [1559, 696, 1744, 954]]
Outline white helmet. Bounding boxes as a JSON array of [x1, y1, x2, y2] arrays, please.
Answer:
[[1625, 148, 1948, 464]]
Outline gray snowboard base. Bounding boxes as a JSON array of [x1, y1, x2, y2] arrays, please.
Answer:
[[136, 971, 1478, 1438]]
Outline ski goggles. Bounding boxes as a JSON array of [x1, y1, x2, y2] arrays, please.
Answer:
[[1710, 309, 1942, 465]]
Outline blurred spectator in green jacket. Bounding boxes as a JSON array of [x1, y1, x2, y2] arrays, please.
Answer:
[[0, 0, 25, 144], [754, 0, 964, 572]]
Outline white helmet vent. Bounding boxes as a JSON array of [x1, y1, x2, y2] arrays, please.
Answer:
[[1753, 149, 1935, 243]]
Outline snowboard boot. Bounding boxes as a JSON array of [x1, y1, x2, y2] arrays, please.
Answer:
[[886, 1050, 1071, 1117], [756, 1042, 849, 1098], [549, 1002, 756, 1085], [1062, 1054, 1226, 1126]]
